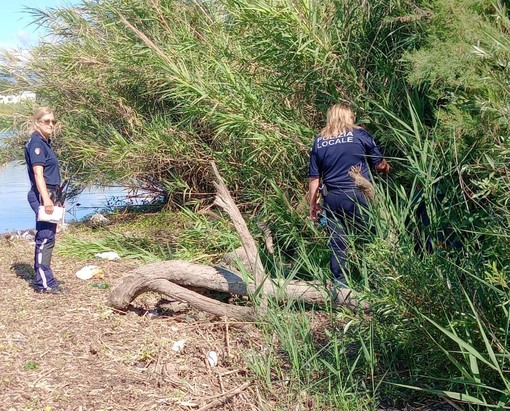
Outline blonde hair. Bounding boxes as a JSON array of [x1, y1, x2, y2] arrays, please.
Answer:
[[30, 107, 54, 134], [320, 104, 359, 139]]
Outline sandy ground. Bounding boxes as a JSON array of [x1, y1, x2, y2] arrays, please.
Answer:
[[0, 235, 264, 411]]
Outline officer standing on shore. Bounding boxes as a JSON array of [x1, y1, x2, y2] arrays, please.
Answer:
[[308, 104, 390, 286], [25, 107, 65, 294]]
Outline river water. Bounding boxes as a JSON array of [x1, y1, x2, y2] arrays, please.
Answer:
[[0, 133, 130, 233]]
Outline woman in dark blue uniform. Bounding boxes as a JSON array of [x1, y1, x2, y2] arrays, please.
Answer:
[[24, 107, 64, 293], [308, 104, 390, 286]]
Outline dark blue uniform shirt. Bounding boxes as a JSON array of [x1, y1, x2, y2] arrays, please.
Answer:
[[308, 128, 383, 191], [25, 131, 61, 188]]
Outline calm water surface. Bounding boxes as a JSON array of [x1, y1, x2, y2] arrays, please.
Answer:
[[0, 133, 130, 233]]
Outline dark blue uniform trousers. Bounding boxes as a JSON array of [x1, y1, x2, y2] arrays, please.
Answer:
[[28, 189, 58, 291], [323, 189, 368, 284]]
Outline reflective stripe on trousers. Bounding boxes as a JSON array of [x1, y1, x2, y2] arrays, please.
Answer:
[[28, 189, 58, 290]]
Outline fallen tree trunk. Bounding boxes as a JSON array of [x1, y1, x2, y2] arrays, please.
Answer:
[[108, 160, 368, 321], [107, 260, 366, 317], [211, 161, 271, 311]]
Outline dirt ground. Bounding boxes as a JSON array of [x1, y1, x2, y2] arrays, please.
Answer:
[[0, 231, 457, 411], [0, 235, 266, 411]]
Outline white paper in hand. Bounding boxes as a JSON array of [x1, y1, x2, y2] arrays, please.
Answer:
[[37, 206, 65, 224]]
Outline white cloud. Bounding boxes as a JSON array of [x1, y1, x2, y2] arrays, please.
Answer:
[[15, 30, 33, 47], [0, 41, 14, 51]]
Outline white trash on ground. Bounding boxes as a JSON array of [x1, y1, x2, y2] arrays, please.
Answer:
[[206, 351, 218, 367], [75, 265, 103, 280], [95, 251, 120, 260], [171, 339, 186, 352]]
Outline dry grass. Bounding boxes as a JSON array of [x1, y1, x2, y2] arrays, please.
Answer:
[[0, 228, 458, 411], [0, 233, 265, 411]]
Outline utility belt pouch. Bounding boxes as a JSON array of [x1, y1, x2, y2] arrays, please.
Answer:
[[319, 184, 328, 197], [48, 188, 63, 207]]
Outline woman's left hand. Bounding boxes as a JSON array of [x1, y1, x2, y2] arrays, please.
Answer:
[[44, 200, 55, 215], [375, 159, 391, 174], [310, 203, 322, 221]]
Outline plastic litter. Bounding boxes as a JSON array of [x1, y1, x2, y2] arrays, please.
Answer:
[[146, 309, 159, 317], [95, 251, 120, 261], [75, 265, 103, 280], [206, 351, 218, 367], [171, 339, 186, 352]]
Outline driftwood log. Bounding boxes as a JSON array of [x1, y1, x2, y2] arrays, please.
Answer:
[[108, 161, 367, 320], [211, 161, 271, 312], [107, 260, 364, 320]]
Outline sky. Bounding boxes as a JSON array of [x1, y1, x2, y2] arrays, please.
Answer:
[[0, 0, 76, 50]]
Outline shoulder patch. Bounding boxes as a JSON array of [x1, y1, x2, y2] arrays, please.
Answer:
[[34, 147, 41, 156]]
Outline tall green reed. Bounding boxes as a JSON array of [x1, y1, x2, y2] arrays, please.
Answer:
[[0, 0, 423, 212], [339, 96, 510, 408]]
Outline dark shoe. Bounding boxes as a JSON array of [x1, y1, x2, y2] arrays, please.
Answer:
[[37, 286, 67, 294], [332, 278, 349, 289]]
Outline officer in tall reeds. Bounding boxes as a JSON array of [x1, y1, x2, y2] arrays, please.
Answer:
[[24, 107, 65, 294], [308, 104, 390, 287]]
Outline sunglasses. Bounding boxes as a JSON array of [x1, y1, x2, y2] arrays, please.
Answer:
[[38, 119, 57, 126]]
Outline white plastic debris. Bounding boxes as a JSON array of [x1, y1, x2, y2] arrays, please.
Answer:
[[171, 339, 186, 352], [146, 309, 159, 317], [20, 230, 36, 240], [75, 265, 103, 280], [179, 402, 198, 407], [95, 251, 120, 261], [206, 351, 218, 367]]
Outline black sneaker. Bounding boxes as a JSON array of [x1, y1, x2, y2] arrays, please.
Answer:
[[332, 278, 349, 289], [37, 286, 67, 294]]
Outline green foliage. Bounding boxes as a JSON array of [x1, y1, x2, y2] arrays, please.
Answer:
[[2, 0, 509, 409], [23, 360, 38, 371], [346, 98, 510, 408], [0, 0, 422, 205], [247, 263, 373, 409], [57, 208, 239, 263], [57, 212, 177, 262], [405, 0, 510, 213], [247, 94, 509, 408]]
